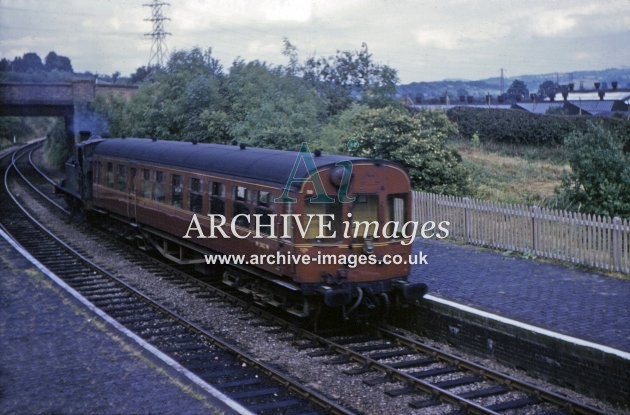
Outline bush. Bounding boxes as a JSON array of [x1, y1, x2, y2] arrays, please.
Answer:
[[43, 119, 70, 169], [0, 117, 33, 144], [553, 122, 630, 218], [342, 107, 469, 195], [446, 107, 630, 148]]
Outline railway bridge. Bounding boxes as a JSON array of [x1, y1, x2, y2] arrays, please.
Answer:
[[0, 79, 137, 141]]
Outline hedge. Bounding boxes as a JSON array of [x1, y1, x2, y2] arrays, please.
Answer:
[[446, 107, 630, 148]]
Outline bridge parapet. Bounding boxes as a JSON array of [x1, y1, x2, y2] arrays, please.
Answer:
[[0, 79, 137, 138], [0, 79, 136, 106]]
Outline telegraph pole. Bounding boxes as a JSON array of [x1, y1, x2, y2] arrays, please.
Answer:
[[500, 68, 506, 96], [144, 0, 171, 67]]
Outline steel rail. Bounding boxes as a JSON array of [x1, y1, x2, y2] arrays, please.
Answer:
[[4, 143, 354, 415], [16, 142, 610, 415]]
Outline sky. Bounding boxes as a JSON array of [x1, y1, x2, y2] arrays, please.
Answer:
[[1, 0, 629, 83]]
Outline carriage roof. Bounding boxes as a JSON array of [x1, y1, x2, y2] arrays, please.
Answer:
[[93, 138, 389, 190]]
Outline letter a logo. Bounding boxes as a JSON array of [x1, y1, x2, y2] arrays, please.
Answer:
[[275, 143, 334, 203]]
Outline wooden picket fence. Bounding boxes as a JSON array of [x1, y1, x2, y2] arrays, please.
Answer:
[[412, 191, 630, 274]]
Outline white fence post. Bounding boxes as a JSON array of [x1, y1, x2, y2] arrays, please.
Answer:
[[412, 192, 629, 274], [612, 216, 621, 272]]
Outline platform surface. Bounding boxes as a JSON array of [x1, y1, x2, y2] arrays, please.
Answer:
[[0, 233, 243, 415], [410, 238, 630, 351]]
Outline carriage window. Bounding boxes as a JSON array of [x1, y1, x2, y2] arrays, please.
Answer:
[[233, 186, 250, 227], [257, 191, 273, 207], [189, 177, 202, 213], [117, 164, 127, 191], [153, 171, 165, 202], [302, 199, 341, 241], [142, 169, 152, 198], [255, 191, 275, 232], [94, 161, 101, 185], [171, 174, 183, 208], [129, 168, 136, 192], [234, 186, 248, 202], [387, 194, 408, 240], [209, 181, 225, 215], [351, 194, 379, 241], [106, 162, 114, 188]]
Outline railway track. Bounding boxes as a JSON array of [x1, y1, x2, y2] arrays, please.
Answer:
[[4, 142, 611, 414], [1, 143, 351, 415]]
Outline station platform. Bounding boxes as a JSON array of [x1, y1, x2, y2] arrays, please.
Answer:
[[409, 238, 630, 352], [0, 230, 250, 415]]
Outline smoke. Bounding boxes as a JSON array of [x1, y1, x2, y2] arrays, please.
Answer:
[[73, 107, 109, 139]]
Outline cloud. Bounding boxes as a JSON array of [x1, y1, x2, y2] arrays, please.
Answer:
[[415, 29, 459, 50], [263, 0, 313, 22], [1, 0, 629, 82], [531, 12, 577, 37]]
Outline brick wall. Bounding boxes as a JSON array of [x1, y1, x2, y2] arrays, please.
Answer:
[[394, 300, 629, 407]]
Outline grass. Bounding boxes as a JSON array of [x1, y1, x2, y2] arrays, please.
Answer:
[[450, 139, 570, 206]]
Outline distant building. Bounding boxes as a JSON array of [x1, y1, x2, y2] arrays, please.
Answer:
[[512, 102, 564, 115], [548, 90, 630, 104], [538, 88, 630, 117], [405, 86, 629, 118], [564, 100, 628, 116], [409, 104, 513, 111]]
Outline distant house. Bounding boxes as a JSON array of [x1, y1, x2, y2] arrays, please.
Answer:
[[512, 102, 564, 115], [549, 90, 630, 104], [512, 89, 630, 117], [410, 104, 513, 111], [564, 100, 628, 116], [407, 88, 629, 118]]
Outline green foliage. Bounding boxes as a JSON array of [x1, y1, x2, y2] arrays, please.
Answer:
[[505, 79, 529, 101], [470, 131, 481, 147], [95, 48, 327, 150], [317, 104, 369, 153], [224, 60, 325, 150], [130, 66, 153, 84], [537, 80, 557, 100], [94, 48, 227, 141], [42, 119, 70, 169], [297, 42, 399, 114], [44, 51, 73, 72], [553, 123, 630, 217], [1, 51, 76, 82], [342, 107, 469, 195], [446, 107, 630, 148], [0, 117, 34, 145]]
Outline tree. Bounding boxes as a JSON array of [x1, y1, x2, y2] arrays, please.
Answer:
[[130, 66, 153, 84], [296, 42, 399, 114], [554, 123, 630, 217], [281, 37, 299, 76], [506, 79, 529, 102], [537, 80, 557, 101], [44, 51, 73, 72], [42, 119, 70, 169], [342, 106, 469, 195], [0, 58, 10, 72], [224, 60, 325, 149], [11, 52, 44, 72]]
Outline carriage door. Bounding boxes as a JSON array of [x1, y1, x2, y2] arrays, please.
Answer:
[[127, 166, 138, 222], [279, 201, 296, 276]]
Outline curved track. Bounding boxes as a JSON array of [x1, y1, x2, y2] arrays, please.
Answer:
[[1, 143, 351, 415], [2, 142, 610, 415]]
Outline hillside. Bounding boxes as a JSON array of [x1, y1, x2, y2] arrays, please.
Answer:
[[398, 67, 630, 101]]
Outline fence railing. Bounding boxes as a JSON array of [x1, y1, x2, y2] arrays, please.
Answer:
[[412, 191, 630, 274]]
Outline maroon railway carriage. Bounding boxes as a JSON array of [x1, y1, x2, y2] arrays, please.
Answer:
[[58, 137, 427, 317]]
